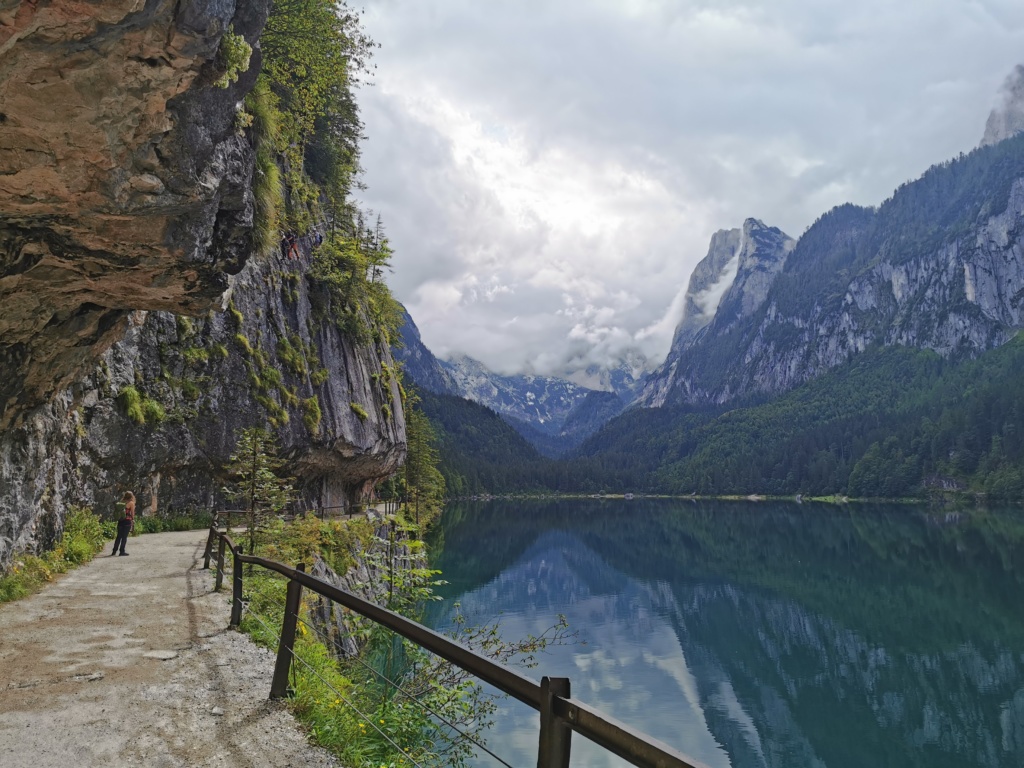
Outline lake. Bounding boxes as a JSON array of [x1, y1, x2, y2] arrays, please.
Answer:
[[424, 498, 1024, 767]]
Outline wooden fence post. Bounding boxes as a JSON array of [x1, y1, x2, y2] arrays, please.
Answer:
[[229, 547, 244, 628], [537, 676, 572, 768], [203, 526, 216, 570], [214, 537, 226, 592], [270, 563, 305, 699]]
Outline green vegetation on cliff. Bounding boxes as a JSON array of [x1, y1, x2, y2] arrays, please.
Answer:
[[246, 0, 402, 345]]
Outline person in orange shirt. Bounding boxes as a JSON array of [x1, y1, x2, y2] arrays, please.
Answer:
[[111, 491, 136, 556]]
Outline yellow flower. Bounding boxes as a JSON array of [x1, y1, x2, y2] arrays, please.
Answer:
[[380, 719, 385, 724]]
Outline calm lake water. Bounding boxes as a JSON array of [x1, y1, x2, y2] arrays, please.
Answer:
[[424, 498, 1024, 768]]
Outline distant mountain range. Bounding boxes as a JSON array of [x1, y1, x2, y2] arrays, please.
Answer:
[[393, 310, 640, 455], [399, 64, 1024, 499]]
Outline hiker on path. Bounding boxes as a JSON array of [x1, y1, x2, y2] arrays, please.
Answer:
[[111, 491, 136, 556]]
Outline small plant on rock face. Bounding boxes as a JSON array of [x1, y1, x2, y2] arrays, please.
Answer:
[[141, 398, 166, 424], [118, 386, 165, 426], [349, 402, 368, 422], [118, 385, 145, 424], [214, 27, 252, 89], [303, 396, 322, 435]]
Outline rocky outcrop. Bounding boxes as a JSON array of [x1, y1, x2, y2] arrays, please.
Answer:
[[981, 64, 1024, 147], [0, 244, 406, 567], [307, 520, 418, 659], [393, 308, 459, 396], [0, 0, 272, 429], [638, 218, 794, 407]]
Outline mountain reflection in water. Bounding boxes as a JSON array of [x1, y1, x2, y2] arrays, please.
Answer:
[[424, 499, 1024, 768]]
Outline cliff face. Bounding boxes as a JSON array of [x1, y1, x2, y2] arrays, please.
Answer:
[[0, 246, 406, 565], [0, 2, 407, 568], [0, 0, 271, 428], [393, 308, 459, 396], [639, 218, 794, 407]]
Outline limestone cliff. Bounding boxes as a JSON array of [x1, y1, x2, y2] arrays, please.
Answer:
[[0, 0, 272, 428], [0, 2, 407, 568], [0, 245, 406, 566]]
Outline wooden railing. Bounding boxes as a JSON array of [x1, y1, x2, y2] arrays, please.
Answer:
[[203, 525, 703, 768]]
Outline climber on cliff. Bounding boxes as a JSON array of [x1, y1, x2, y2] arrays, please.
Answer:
[[110, 491, 135, 556], [279, 231, 299, 261]]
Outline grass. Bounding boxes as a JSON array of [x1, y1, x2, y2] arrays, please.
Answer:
[[246, 77, 283, 256], [0, 507, 105, 604], [118, 386, 165, 425], [303, 396, 322, 435]]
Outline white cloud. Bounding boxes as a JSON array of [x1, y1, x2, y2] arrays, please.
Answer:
[[357, 0, 1024, 377]]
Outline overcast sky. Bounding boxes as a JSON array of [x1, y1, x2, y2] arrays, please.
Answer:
[[354, 0, 1024, 382]]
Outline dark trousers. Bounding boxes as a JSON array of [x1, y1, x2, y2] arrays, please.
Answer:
[[112, 519, 132, 554]]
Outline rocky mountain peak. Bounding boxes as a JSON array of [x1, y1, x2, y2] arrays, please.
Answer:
[[669, 218, 794, 353], [636, 218, 794, 408], [981, 64, 1024, 147]]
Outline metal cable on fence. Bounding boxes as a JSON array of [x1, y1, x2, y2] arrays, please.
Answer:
[[240, 601, 283, 645], [293, 613, 514, 768], [243, 582, 290, 614], [286, 645, 429, 768]]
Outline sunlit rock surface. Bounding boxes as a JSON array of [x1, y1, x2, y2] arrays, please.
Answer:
[[0, 0, 271, 427]]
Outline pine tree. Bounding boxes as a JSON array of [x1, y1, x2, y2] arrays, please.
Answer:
[[223, 427, 294, 557]]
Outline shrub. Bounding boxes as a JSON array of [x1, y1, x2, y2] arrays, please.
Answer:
[[176, 315, 196, 340], [349, 402, 368, 422], [277, 336, 307, 376], [142, 398, 166, 424], [181, 378, 202, 401], [214, 28, 252, 89], [182, 347, 209, 366], [303, 396, 322, 434]]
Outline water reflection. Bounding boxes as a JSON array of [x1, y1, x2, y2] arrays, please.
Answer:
[[425, 500, 1024, 767]]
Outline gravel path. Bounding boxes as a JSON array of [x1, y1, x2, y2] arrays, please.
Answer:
[[0, 530, 342, 768]]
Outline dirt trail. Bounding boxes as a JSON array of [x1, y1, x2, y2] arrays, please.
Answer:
[[0, 530, 340, 768]]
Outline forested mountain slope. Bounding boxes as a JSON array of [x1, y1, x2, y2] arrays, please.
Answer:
[[641, 132, 1024, 408], [573, 333, 1024, 498]]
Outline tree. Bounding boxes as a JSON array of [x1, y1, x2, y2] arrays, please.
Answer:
[[223, 427, 294, 557], [402, 391, 446, 527]]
